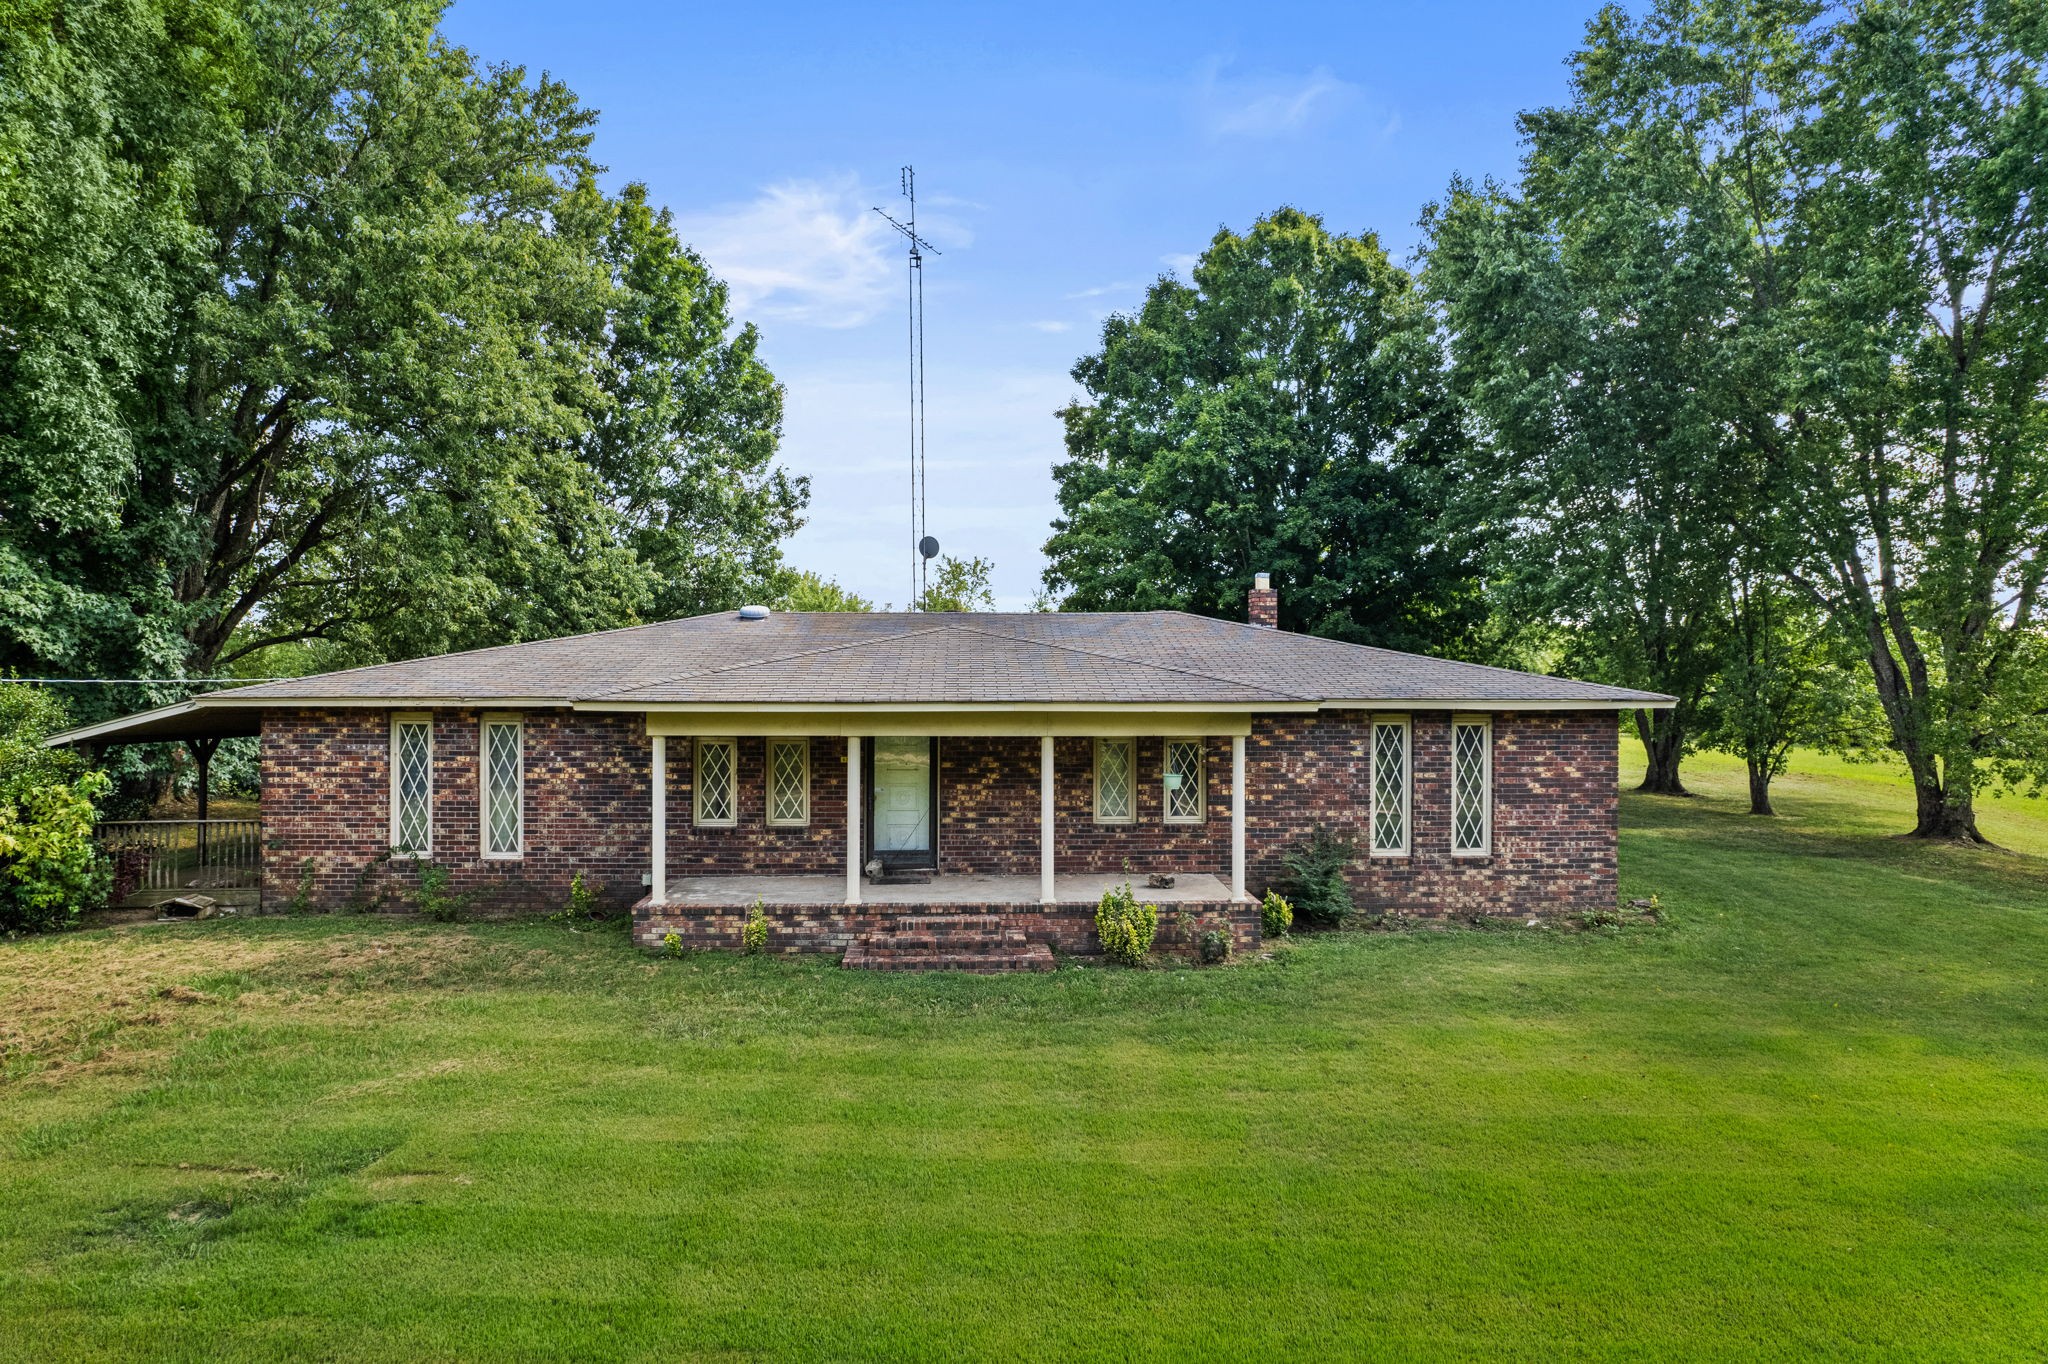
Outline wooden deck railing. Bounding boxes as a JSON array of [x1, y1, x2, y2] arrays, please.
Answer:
[[99, 819, 262, 899]]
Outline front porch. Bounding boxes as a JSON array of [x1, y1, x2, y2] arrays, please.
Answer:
[[631, 716, 1262, 969]]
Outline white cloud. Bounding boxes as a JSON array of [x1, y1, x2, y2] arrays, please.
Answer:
[[1064, 281, 1139, 300], [1196, 60, 1357, 138], [676, 176, 900, 329], [1159, 252, 1201, 276], [1026, 320, 1072, 333]]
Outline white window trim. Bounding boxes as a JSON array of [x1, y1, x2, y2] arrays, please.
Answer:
[[1093, 737, 1136, 825], [480, 712, 524, 859], [766, 737, 810, 828], [1451, 713, 1493, 858], [694, 737, 738, 828], [389, 712, 433, 858], [1370, 714, 1411, 859], [1161, 737, 1206, 824]]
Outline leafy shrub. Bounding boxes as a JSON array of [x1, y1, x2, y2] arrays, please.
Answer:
[[1279, 827, 1355, 929], [413, 861, 466, 922], [0, 683, 110, 936], [1260, 889, 1294, 937], [549, 872, 607, 924], [740, 900, 769, 954], [286, 858, 317, 915], [1094, 881, 1159, 966], [1199, 928, 1231, 964], [662, 931, 686, 959]]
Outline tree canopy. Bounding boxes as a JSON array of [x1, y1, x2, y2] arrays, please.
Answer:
[[1043, 208, 1482, 653], [0, 0, 805, 714], [1419, 0, 2047, 829]]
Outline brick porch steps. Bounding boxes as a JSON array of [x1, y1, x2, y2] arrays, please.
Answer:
[[842, 914, 1056, 974]]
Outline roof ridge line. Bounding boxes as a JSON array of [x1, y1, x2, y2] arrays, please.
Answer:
[[582, 623, 961, 698], [949, 622, 1315, 701]]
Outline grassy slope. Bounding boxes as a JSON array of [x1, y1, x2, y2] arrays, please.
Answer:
[[0, 752, 2043, 1362]]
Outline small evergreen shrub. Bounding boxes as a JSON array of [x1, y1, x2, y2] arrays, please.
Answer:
[[1279, 827, 1355, 928], [662, 931, 685, 959], [740, 900, 769, 954], [1260, 889, 1294, 937], [1199, 928, 1231, 964], [1094, 882, 1159, 966]]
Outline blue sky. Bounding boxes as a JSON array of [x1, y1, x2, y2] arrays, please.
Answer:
[[439, 1, 1601, 610]]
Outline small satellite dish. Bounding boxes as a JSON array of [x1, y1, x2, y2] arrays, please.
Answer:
[[918, 535, 940, 560]]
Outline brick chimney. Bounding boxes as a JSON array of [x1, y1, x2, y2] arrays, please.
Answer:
[[1247, 572, 1278, 629]]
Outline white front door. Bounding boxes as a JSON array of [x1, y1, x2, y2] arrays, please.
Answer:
[[872, 737, 933, 857]]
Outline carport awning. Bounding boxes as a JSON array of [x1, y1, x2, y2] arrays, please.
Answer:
[[43, 699, 262, 747]]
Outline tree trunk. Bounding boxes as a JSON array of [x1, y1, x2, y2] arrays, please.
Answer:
[[1634, 710, 1689, 795], [1910, 777, 1986, 843], [1746, 760, 1774, 816]]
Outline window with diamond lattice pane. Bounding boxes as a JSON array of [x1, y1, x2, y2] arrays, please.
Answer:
[[768, 740, 808, 826], [1371, 721, 1408, 854], [1452, 721, 1490, 855], [392, 720, 432, 852], [1164, 740, 1203, 822], [1095, 739, 1133, 822], [484, 721, 522, 854], [696, 740, 735, 825]]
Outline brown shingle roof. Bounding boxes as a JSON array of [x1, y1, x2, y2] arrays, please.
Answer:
[[210, 610, 1670, 707]]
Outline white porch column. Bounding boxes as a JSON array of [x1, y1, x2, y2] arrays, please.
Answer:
[[845, 736, 862, 905], [1040, 735, 1056, 904], [1231, 734, 1247, 902], [650, 734, 667, 905]]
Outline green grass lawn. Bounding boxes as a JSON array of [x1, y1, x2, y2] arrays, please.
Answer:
[[2, 751, 2044, 1361]]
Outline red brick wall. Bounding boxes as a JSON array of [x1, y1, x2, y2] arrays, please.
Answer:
[[260, 707, 651, 913], [260, 707, 1618, 919], [937, 736, 1231, 877], [666, 737, 848, 874], [1242, 710, 1620, 916]]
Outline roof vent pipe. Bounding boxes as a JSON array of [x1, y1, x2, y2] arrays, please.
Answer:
[[737, 604, 771, 620], [1248, 573, 1278, 629]]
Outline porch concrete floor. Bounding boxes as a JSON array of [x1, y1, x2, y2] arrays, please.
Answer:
[[653, 871, 1238, 907]]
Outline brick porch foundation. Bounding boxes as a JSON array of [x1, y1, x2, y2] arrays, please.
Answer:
[[633, 896, 1261, 958]]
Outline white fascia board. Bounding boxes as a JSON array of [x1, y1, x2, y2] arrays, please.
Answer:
[[44, 699, 203, 747]]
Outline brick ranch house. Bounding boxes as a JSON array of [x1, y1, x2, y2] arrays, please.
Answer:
[[54, 579, 1668, 968]]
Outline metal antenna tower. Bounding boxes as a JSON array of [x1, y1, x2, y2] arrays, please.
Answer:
[[874, 167, 939, 606]]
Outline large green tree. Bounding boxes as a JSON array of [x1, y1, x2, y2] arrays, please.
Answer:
[[1044, 208, 1482, 651], [1783, 0, 2048, 838], [1508, 0, 2047, 836], [0, 0, 804, 706], [1420, 6, 1793, 795]]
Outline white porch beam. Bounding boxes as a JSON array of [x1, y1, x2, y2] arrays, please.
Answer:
[[1231, 734, 1246, 902], [845, 736, 862, 905], [1040, 735, 1056, 904], [650, 734, 666, 905]]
